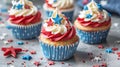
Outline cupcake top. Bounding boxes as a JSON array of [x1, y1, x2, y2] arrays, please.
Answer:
[[41, 9, 76, 41], [8, 0, 41, 25], [77, 0, 111, 28], [45, 0, 74, 9]]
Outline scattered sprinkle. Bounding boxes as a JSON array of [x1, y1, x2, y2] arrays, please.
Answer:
[[98, 45, 104, 49], [30, 50, 36, 54], [17, 41, 24, 45], [33, 61, 41, 66], [22, 55, 32, 61], [48, 61, 55, 65], [105, 48, 113, 53], [112, 47, 118, 51]]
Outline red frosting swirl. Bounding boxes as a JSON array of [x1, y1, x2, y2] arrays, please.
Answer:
[[41, 26, 76, 41], [8, 11, 41, 25], [77, 18, 111, 28]]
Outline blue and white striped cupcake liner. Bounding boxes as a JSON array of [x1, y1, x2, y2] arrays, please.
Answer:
[[6, 22, 42, 40], [45, 10, 74, 22], [76, 29, 110, 44], [39, 40, 79, 60]]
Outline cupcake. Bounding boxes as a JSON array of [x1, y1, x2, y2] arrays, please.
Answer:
[[43, 0, 74, 22], [74, 0, 111, 44], [7, 0, 42, 39], [39, 9, 79, 60]]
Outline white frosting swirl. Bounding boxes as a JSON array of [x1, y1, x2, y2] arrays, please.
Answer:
[[9, 0, 38, 16], [79, 0, 110, 23], [43, 9, 69, 34], [48, 0, 74, 9]]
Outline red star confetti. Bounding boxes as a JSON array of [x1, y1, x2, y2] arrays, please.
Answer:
[[8, 39, 13, 43], [30, 50, 36, 54], [47, 18, 53, 26], [1, 46, 22, 58], [34, 61, 41, 66], [112, 47, 118, 51], [98, 45, 104, 49], [48, 61, 55, 65], [25, 4, 30, 9]]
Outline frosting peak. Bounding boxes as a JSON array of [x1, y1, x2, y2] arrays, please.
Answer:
[[9, 0, 38, 16], [41, 9, 76, 41], [77, 0, 111, 27], [8, 0, 41, 25], [79, 0, 110, 23]]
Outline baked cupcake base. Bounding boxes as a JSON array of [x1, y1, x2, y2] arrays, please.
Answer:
[[7, 22, 42, 40], [39, 35, 79, 60], [76, 29, 110, 44]]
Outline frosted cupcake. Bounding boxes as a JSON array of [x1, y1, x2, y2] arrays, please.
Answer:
[[7, 0, 42, 39], [43, 0, 74, 22], [39, 9, 79, 60], [74, 0, 111, 44]]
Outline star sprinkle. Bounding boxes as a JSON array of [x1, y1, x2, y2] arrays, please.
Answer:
[[16, 4, 23, 10], [83, 6, 88, 10], [22, 55, 32, 61], [33, 61, 41, 66], [17, 41, 24, 45], [48, 61, 55, 65], [105, 48, 113, 53], [3, 41, 9, 44], [1, 46, 22, 58], [0, 36, 5, 40], [47, 18, 53, 26], [93, 56, 102, 62], [86, 14, 92, 19], [53, 14, 63, 25], [97, 4, 103, 11]]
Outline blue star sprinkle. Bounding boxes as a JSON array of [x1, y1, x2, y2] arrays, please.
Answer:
[[53, 14, 63, 25], [16, 4, 23, 10], [105, 48, 113, 53], [17, 41, 24, 45], [86, 14, 92, 19], [22, 55, 32, 61], [53, 0, 57, 3], [83, 6, 88, 10], [97, 4, 103, 11]]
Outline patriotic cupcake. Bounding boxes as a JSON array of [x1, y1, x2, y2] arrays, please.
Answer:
[[43, 0, 74, 22], [39, 9, 79, 60], [7, 0, 42, 40], [74, 0, 111, 44]]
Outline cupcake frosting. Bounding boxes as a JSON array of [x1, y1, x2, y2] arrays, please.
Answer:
[[77, 0, 111, 27], [41, 9, 76, 41], [8, 0, 41, 25], [46, 0, 74, 9]]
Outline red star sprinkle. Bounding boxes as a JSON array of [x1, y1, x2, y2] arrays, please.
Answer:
[[47, 19, 53, 26], [1, 46, 22, 58], [25, 4, 30, 9], [30, 50, 36, 54], [48, 61, 55, 65], [112, 47, 118, 51], [98, 45, 104, 49], [34, 61, 41, 66]]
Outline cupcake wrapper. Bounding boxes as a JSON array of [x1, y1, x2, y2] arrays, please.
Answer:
[[7, 22, 42, 40], [77, 29, 110, 44], [45, 10, 74, 22], [39, 41, 79, 60]]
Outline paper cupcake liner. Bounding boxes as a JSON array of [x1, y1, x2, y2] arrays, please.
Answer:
[[45, 10, 74, 22], [7, 22, 42, 40], [39, 41, 79, 60], [76, 29, 110, 44]]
